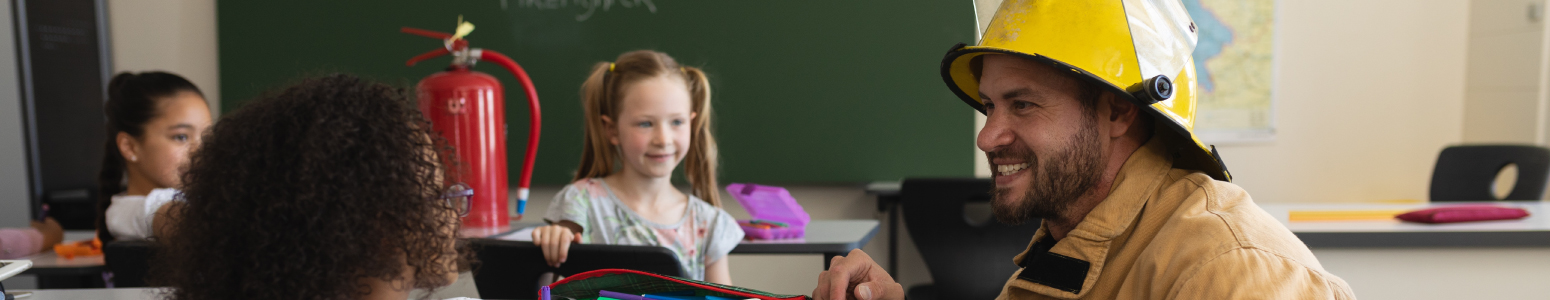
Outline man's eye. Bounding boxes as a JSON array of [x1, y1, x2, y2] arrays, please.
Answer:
[[1012, 101, 1034, 109]]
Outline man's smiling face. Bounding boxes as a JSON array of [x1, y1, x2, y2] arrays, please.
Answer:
[[975, 54, 1108, 225]]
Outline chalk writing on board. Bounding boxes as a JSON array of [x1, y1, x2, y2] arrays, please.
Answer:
[[514, 0, 657, 21]]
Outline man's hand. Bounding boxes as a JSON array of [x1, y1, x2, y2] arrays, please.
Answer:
[[813, 249, 903, 300]]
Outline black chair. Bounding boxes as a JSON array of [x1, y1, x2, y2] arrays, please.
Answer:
[[102, 240, 155, 288], [900, 178, 1040, 300], [1430, 145, 1550, 201], [469, 238, 686, 299]]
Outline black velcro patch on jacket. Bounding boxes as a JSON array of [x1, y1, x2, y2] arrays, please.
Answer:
[[1017, 238, 1091, 294]]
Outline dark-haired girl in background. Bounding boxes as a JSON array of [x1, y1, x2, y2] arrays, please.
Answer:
[[158, 74, 469, 299], [97, 71, 210, 243]]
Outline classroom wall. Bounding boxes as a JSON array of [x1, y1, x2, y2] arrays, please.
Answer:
[[1461, 0, 1544, 145], [106, 0, 221, 113], [0, 0, 31, 228], [0, 0, 32, 289], [1218, 0, 1468, 204]]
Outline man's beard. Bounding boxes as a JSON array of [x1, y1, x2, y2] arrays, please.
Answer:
[[988, 121, 1105, 225]]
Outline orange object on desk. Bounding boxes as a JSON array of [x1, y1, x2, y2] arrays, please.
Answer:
[[52, 237, 102, 259], [1288, 210, 1409, 222]]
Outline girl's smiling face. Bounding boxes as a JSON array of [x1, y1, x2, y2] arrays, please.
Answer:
[[606, 75, 695, 179]]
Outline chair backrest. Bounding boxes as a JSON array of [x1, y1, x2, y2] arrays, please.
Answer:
[[468, 238, 686, 299], [103, 240, 155, 287], [1430, 145, 1550, 201], [900, 178, 1040, 300]]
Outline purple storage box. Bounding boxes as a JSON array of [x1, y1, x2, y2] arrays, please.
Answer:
[[727, 183, 810, 240]]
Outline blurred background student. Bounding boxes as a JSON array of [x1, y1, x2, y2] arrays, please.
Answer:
[[156, 75, 471, 300], [95, 71, 210, 243], [0, 218, 62, 259]]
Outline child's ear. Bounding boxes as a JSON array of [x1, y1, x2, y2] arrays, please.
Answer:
[[601, 115, 619, 146], [117, 132, 141, 163]]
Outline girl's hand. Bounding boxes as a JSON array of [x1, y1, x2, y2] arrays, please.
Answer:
[[30, 217, 63, 252], [532, 224, 582, 268]]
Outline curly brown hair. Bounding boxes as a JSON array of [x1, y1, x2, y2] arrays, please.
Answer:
[[154, 74, 470, 299]]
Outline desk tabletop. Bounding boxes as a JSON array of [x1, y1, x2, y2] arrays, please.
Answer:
[[19, 233, 106, 275], [731, 220, 880, 254], [8, 288, 162, 300], [1259, 201, 1550, 247], [18, 251, 105, 275]]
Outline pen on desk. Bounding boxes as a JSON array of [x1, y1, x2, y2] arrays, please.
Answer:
[[540, 286, 551, 300]]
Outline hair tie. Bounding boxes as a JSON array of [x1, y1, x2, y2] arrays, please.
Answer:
[[609, 63, 616, 72]]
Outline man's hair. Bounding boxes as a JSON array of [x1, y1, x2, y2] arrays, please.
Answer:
[[156, 74, 472, 299]]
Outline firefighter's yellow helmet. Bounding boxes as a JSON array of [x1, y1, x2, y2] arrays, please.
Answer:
[[941, 0, 1231, 181]]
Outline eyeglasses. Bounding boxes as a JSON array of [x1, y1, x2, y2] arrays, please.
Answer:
[[435, 183, 474, 217]]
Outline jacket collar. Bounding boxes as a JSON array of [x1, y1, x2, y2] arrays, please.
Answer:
[[1008, 136, 1175, 299]]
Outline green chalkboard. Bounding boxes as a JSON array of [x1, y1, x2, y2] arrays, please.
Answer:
[[218, 0, 977, 184]]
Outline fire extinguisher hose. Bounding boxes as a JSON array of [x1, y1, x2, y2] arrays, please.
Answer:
[[477, 50, 540, 216]]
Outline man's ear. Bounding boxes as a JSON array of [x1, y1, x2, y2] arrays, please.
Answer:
[[601, 115, 618, 146], [1104, 92, 1141, 138]]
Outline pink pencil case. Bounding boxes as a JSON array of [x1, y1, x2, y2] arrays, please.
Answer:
[[1395, 205, 1530, 224], [727, 183, 810, 240]]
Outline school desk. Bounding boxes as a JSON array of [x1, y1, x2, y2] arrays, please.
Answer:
[[18, 230, 106, 289], [488, 220, 881, 269], [1258, 201, 1550, 247], [1259, 201, 1550, 299], [5, 287, 161, 300]]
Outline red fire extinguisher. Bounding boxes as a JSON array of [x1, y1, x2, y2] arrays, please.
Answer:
[[401, 21, 540, 228]]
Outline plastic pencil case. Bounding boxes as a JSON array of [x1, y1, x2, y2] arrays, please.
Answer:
[[548, 269, 810, 300], [727, 183, 811, 240], [737, 221, 805, 240], [1395, 205, 1530, 224]]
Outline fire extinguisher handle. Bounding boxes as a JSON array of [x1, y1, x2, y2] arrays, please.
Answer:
[[405, 48, 450, 66], [477, 49, 542, 216], [400, 27, 472, 66]]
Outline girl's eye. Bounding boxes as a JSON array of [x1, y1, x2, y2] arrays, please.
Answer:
[[635, 121, 652, 128], [670, 119, 684, 126], [172, 134, 189, 142]]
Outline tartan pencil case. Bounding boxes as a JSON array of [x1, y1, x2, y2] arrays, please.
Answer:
[[547, 269, 809, 300]]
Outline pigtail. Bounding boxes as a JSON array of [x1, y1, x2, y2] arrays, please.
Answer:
[[680, 66, 720, 207], [575, 62, 617, 181], [96, 73, 139, 243]]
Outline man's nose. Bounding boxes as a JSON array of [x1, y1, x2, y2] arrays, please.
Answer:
[[977, 110, 1014, 154]]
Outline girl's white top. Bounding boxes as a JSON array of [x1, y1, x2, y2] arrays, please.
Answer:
[[105, 188, 181, 240]]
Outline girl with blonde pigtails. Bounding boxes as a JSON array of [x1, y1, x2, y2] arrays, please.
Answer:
[[532, 50, 743, 284]]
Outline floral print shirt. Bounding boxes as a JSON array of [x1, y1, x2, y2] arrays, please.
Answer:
[[544, 178, 744, 280]]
